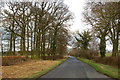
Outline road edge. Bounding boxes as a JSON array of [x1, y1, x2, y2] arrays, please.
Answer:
[[31, 57, 68, 80], [76, 57, 119, 80]]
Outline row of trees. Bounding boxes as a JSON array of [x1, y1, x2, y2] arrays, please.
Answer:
[[71, 2, 119, 58], [83, 2, 120, 57], [1, 0, 72, 58]]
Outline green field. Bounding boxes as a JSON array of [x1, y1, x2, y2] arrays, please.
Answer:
[[105, 53, 112, 57], [98, 53, 112, 57]]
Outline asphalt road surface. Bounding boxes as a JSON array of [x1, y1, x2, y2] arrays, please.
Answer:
[[38, 56, 114, 79]]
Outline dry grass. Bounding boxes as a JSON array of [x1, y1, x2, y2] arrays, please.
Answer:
[[0, 66, 2, 80], [94, 56, 119, 68], [2, 59, 61, 78]]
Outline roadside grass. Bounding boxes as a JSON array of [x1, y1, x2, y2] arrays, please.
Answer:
[[2, 57, 67, 79], [77, 57, 119, 79], [30, 58, 67, 79]]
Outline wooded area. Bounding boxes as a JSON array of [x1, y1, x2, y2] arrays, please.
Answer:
[[72, 2, 120, 58], [0, 1, 120, 59], [0, 1, 72, 59]]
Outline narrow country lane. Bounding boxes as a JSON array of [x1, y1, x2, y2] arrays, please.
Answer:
[[37, 56, 114, 80]]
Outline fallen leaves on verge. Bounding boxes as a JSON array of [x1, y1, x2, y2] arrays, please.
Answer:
[[2, 59, 59, 78]]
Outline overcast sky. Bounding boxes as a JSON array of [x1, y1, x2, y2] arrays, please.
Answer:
[[64, 0, 89, 32], [64, 0, 112, 51]]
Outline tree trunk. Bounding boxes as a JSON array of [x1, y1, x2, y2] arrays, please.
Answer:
[[20, 37, 23, 55], [36, 31, 41, 58], [33, 31, 36, 57], [43, 33, 45, 57], [112, 24, 119, 56], [13, 34, 15, 55], [112, 40, 118, 56], [52, 30, 57, 56], [1, 44, 3, 57], [22, 27, 26, 55], [1, 35, 3, 56], [9, 32, 13, 56], [50, 37, 53, 56], [99, 35, 106, 58], [33, 15, 37, 57], [27, 26, 29, 56], [47, 32, 50, 56], [31, 32, 34, 58]]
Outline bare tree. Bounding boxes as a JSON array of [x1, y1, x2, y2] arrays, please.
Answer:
[[1, 1, 73, 59], [83, 2, 111, 57]]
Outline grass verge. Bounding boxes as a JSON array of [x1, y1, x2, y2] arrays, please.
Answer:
[[2, 57, 68, 80], [77, 57, 119, 79], [29, 58, 68, 79]]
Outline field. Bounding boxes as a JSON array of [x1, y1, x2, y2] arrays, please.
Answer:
[[98, 53, 112, 57], [2, 58, 66, 79], [105, 53, 112, 57]]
